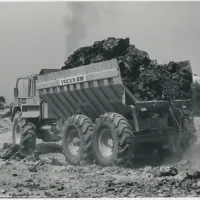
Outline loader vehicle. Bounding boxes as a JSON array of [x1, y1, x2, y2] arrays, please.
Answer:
[[11, 59, 196, 166]]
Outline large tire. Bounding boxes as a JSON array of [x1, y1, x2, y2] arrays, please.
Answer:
[[12, 111, 36, 157], [92, 112, 135, 167], [20, 122, 37, 156], [12, 111, 22, 145], [62, 114, 94, 165]]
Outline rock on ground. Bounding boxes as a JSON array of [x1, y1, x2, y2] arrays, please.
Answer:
[[159, 166, 178, 177]]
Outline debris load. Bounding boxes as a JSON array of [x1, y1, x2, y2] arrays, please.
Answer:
[[62, 37, 192, 101]]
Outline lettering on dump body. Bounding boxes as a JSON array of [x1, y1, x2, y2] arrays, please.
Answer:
[[59, 75, 86, 86]]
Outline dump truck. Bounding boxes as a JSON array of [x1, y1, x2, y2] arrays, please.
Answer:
[[11, 59, 196, 166]]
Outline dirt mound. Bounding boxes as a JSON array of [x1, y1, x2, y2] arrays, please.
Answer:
[[0, 143, 21, 160], [0, 143, 38, 161], [62, 37, 192, 101]]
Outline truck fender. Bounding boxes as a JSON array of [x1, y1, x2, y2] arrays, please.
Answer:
[[22, 110, 40, 118]]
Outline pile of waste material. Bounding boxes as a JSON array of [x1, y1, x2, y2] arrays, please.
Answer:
[[62, 37, 192, 101]]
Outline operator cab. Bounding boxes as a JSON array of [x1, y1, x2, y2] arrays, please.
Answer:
[[14, 68, 60, 102], [12, 69, 60, 121], [14, 74, 38, 100]]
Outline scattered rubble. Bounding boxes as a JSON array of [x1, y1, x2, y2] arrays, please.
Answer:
[[62, 37, 192, 101], [159, 166, 178, 177], [0, 115, 200, 197], [0, 143, 21, 160], [0, 150, 200, 197], [28, 161, 41, 172], [0, 189, 6, 194]]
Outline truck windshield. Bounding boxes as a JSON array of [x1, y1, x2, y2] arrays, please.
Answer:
[[17, 78, 32, 98]]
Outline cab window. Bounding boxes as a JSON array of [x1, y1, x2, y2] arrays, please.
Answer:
[[17, 78, 32, 98]]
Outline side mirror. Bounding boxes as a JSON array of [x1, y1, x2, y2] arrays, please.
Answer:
[[14, 88, 18, 98]]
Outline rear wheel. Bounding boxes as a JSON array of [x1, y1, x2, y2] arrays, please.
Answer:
[[92, 112, 135, 167], [12, 111, 36, 157], [62, 114, 94, 165]]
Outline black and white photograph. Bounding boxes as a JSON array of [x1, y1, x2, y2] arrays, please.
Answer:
[[0, 0, 200, 198]]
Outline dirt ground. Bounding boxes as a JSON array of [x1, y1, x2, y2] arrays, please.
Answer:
[[0, 115, 200, 197]]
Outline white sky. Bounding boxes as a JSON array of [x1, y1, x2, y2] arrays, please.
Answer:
[[0, 2, 200, 103]]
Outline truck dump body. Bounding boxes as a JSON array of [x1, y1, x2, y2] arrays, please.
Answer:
[[37, 59, 132, 121], [37, 59, 192, 134]]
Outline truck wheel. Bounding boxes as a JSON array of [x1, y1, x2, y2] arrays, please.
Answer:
[[92, 112, 135, 167], [12, 111, 22, 145], [12, 111, 36, 156], [62, 114, 94, 165], [20, 122, 37, 156]]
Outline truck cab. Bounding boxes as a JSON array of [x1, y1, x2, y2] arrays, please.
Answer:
[[12, 68, 60, 122], [12, 74, 40, 122]]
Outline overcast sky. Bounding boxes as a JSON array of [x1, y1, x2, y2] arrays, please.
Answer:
[[0, 2, 200, 103]]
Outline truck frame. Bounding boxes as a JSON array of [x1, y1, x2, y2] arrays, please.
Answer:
[[11, 59, 196, 165]]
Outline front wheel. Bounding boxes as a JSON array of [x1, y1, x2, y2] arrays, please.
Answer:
[[92, 112, 135, 167], [12, 111, 22, 145], [12, 112, 36, 157]]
